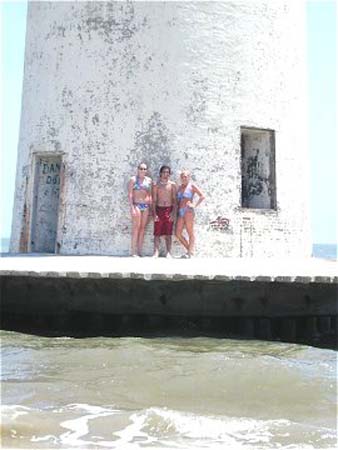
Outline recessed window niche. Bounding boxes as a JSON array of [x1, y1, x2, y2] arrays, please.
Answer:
[[241, 127, 276, 209]]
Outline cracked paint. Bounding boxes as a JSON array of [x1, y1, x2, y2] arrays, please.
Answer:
[[10, 1, 311, 258]]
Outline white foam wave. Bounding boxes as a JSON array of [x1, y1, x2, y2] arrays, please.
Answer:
[[3, 403, 334, 449], [0, 404, 30, 420], [59, 403, 120, 447], [56, 405, 336, 449], [120, 408, 336, 449], [112, 408, 284, 449], [31, 434, 58, 444]]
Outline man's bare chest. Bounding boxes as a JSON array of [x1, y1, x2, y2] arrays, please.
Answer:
[[158, 183, 172, 195]]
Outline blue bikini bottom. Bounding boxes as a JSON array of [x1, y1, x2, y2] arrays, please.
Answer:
[[134, 203, 150, 212], [178, 206, 194, 217]]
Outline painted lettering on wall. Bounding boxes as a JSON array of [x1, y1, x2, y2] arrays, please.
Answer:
[[40, 160, 61, 185], [42, 162, 61, 174], [46, 175, 60, 185]]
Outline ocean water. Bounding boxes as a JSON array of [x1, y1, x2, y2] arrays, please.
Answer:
[[312, 244, 337, 261], [1, 332, 337, 449], [1, 243, 337, 448], [0, 237, 10, 253]]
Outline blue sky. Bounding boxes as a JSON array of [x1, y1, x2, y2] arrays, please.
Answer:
[[1, 1, 336, 244], [307, 1, 336, 245]]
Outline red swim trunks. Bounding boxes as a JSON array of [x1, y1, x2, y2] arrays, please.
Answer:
[[154, 206, 174, 236]]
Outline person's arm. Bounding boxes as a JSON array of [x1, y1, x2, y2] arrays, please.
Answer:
[[190, 184, 205, 209], [147, 178, 153, 217], [152, 183, 159, 221], [128, 178, 136, 216], [171, 182, 177, 220]]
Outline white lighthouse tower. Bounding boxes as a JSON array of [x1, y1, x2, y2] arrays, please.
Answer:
[[10, 1, 311, 257]]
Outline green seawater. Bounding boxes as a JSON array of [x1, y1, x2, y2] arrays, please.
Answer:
[[1, 331, 336, 449]]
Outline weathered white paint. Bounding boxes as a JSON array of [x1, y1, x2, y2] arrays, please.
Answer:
[[10, 1, 311, 257]]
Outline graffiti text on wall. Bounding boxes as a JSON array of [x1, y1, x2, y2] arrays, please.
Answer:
[[40, 160, 61, 185], [209, 216, 230, 232]]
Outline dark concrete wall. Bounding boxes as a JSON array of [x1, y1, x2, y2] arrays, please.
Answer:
[[1, 276, 337, 348]]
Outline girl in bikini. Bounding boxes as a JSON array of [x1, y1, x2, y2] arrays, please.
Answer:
[[176, 170, 205, 258], [128, 163, 152, 256]]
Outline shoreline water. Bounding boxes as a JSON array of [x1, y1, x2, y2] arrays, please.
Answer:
[[1, 332, 336, 449]]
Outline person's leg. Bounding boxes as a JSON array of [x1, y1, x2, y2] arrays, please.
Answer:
[[153, 208, 161, 257], [137, 208, 150, 256], [175, 217, 189, 251], [131, 208, 141, 256], [184, 211, 195, 257], [164, 208, 174, 256], [153, 236, 160, 257], [165, 235, 172, 257]]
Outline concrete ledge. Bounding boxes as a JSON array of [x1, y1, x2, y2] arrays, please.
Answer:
[[109, 272, 126, 279], [313, 276, 334, 283], [274, 276, 294, 283], [1, 256, 337, 348], [2, 274, 337, 317], [294, 276, 313, 283], [40, 271, 64, 278], [1, 270, 337, 284], [255, 276, 273, 282], [1, 255, 336, 283]]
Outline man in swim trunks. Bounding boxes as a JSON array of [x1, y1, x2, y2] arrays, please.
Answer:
[[152, 166, 177, 258]]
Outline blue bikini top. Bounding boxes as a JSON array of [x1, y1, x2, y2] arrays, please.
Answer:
[[177, 183, 194, 201], [133, 176, 151, 192]]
